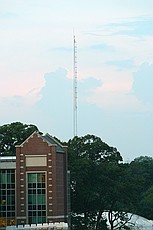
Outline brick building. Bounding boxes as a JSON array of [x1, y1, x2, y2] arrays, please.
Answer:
[[0, 131, 68, 227]]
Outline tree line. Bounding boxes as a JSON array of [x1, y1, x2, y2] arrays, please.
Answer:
[[0, 122, 153, 229]]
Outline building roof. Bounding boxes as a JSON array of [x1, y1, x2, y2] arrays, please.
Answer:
[[16, 131, 66, 153], [42, 133, 66, 153], [0, 155, 16, 169], [0, 156, 16, 161]]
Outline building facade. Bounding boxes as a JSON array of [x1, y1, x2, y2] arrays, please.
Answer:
[[0, 159, 16, 227], [0, 131, 68, 228]]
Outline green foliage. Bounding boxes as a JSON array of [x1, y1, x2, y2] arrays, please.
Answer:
[[68, 135, 151, 229], [130, 156, 153, 220], [139, 186, 153, 220], [133, 156, 153, 163], [0, 122, 38, 156], [68, 134, 130, 229], [68, 134, 122, 164]]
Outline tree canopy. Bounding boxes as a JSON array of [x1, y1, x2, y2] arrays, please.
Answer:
[[129, 156, 153, 220], [68, 134, 122, 164], [67, 135, 141, 229], [0, 122, 38, 156], [67, 135, 153, 229]]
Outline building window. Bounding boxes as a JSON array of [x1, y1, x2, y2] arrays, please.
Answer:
[[0, 169, 15, 227], [27, 173, 46, 224]]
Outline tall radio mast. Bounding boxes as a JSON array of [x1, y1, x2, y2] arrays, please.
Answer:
[[73, 34, 78, 137]]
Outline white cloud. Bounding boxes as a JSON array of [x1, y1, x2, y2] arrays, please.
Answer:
[[86, 63, 153, 112]]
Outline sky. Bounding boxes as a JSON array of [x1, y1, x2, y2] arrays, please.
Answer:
[[0, 0, 153, 161]]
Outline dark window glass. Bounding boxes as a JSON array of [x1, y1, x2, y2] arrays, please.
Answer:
[[7, 212, 11, 217], [2, 212, 6, 217], [33, 211, 36, 216], [7, 184, 11, 189], [2, 184, 6, 189], [12, 190, 15, 195], [28, 205, 32, 210], [2, 190, 6, 195], [28, 189, 32, 194], [7, 190, 11, 195], [38, 211, 41, 216], [33, 205, 36, 210], [42, 183, 45, 188], [28, 183, 32, 188], [11, 173, 15, 182], [2, 206, 6, 211], [33, 183, 36, 188], [38, 183, 41, 188], [42, 211, 46, 216], [28, 211, 32, 216]]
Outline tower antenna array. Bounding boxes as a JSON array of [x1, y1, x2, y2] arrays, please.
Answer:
[[73, 34, 78, 137]]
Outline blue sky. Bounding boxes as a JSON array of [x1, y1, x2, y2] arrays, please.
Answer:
[[0, 0, 153, 161]]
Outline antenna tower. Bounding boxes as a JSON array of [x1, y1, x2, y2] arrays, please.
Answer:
[[73, 34, 78, 137]]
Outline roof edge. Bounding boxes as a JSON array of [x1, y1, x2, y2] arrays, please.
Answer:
[[15, 131, 40, 147], [45, 133, 67, 148]]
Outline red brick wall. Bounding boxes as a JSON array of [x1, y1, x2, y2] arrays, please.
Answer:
[[16, 132, 68, 224]]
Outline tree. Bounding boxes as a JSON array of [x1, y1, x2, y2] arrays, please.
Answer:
[[68, 134, 123, 230], [139, 186, 153, 220], [130, 156, 153, 190], [130, 156, 153, 219], [68, 134, 122, 164], [107, 211, 133, 230], [0, 122, 38, 156], [95, 162, 143, 230], [68, 135, 146, 230]]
